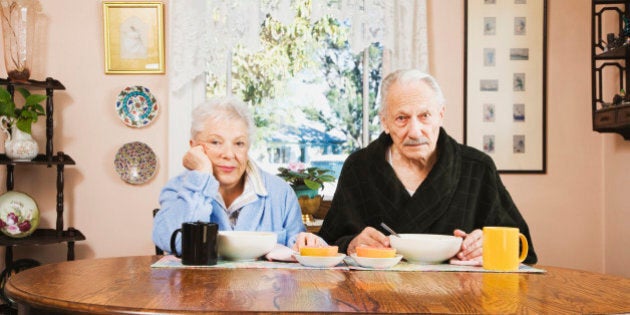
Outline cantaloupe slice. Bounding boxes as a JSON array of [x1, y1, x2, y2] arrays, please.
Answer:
[[299, 246, 339, 257], [356, 246, 396, 258]]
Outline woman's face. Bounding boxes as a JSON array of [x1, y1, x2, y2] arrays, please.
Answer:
[[193, 115, 250, 190]]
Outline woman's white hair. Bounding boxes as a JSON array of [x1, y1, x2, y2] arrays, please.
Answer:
[[378, 69, 446, 119], [190, 96, 255, 141]]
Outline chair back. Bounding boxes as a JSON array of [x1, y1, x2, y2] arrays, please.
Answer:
[[152, 208, 164, 255]]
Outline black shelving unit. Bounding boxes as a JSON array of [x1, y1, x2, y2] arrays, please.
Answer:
[[592, 0, 630, 139], [0, 78, 84, 308]]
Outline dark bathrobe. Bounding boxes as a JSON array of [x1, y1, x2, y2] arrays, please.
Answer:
[[318, 128, 537, 264]]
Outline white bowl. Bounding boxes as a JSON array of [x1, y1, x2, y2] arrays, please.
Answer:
[[350, 253, 403, 269], [218, 231, 277, 261], [389, 234, 462, 264], [294, 253, 346, 268]]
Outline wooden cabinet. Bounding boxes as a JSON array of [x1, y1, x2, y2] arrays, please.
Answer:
[[592, 0, 630, 139], [0, 77, 85, 309]]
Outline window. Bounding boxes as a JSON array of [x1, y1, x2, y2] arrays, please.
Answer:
[[206, 0, 383, 197]]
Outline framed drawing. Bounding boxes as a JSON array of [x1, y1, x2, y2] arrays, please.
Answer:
[[464, 0, 547, 173], [103, 2, 165, 74]]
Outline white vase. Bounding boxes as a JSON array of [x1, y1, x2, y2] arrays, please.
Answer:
[[4, 125, 38, 161]]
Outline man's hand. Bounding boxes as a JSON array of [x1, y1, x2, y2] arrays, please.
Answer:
[[292, 232, 325, 251], [347, 226, 390, 254]]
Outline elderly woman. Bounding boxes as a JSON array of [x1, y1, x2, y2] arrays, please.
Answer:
[[153, 96, 321, 255]]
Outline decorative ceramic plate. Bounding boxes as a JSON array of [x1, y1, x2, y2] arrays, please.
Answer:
[[350, 253, 403, 269], [114, 141, 158, 185], [293, 253, 346, 268], [115, 86, 158, 128], [0, 191, 40, 238]]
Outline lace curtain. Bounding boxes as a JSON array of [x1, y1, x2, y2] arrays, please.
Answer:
[[169, 0, 428, 92]]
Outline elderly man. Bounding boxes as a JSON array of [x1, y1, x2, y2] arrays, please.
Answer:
[[318, 69, 537, 264]]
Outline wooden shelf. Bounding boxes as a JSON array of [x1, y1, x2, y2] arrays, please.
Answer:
[[595, 0, 628, 4], [596, 46, 629, 59], [593, 104, 630, 139], [0, 228, 85, 247], [0, 153, 75, 166], [0, 77, 65, 90]]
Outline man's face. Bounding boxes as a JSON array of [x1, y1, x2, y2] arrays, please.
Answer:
[[381, 80, 444, 163]]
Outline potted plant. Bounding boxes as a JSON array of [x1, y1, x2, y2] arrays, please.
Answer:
[[0, 86, 46, 161], [277, 162, 335, 223]]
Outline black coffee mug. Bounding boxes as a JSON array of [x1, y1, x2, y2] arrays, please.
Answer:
[[170, 221, 218, 265]]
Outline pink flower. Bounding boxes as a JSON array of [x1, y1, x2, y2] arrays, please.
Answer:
[[6, 225, 20, 235], [6, 212, 18, 225], [287, 162, 306, 172], [18, 220, 31, 232]]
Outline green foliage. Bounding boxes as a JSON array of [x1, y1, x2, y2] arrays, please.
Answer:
[[226, 0, 347, 106], [313, 43, 383, 150], [277, 165, 336, 191], [0, 87, 47, 134]]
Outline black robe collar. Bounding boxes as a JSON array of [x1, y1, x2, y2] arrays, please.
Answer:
[[363, 128, 462, 232]]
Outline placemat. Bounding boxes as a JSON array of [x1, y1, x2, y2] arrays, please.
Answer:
[[150, 255, 348, 270], [151, 255, 545, 273], [343, 256, 545, 273]]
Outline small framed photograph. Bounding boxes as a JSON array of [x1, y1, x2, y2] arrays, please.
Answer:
[[103, 2, 165, 74], [513, 103, 525, 121], [483, 103, 495, 122], [510, 48, 529, 60], [484, 17, 496, 35], [484, 48, 496, 66], [514, 17, 527, 35], [513, 73, 526, 91]]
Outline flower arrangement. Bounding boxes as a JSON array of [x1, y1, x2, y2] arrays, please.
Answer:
[[277, 162, 336, 192]]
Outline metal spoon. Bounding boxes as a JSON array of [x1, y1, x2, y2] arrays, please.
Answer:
[[380, 222, 401, 238]]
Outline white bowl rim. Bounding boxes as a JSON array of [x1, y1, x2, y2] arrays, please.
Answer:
[[294, 253, 346, 267], [350, 253, 403, 268], [351, 253, 404, 261], [218, 231, 277, 236], [390, 233, 462, 240]]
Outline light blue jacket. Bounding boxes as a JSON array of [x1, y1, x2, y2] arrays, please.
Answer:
[[153, 167, 305, 255]]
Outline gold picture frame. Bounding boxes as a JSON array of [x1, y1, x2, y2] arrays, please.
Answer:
[[103, 1, 165, 74]]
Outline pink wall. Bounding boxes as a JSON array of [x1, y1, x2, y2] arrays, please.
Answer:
[[1, 0, 627, 277], [1, 1, 168, 263]]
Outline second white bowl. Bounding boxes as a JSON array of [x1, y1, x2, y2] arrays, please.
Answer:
[[389, 234, 462, 264], [218, 231, 277, 261]]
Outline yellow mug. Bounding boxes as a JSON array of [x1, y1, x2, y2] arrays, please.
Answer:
[[482, 226, 528, 271]]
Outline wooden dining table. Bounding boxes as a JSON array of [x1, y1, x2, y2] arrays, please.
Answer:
[[5, 255, 630, 314]]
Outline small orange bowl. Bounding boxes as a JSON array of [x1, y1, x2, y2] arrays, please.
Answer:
[[299, 246, 339, 257], [356, 246, 396, 258]]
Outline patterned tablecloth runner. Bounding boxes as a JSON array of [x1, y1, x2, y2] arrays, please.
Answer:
[[151, 255, 545, 273]]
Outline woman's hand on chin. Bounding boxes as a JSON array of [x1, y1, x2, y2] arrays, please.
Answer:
[[183, 145, 212, 173]]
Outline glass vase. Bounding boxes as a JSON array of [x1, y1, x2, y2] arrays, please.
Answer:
[[0, 0, 38, 82]]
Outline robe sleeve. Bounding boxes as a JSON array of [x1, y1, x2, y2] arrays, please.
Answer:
[[317, 156, 366, 253]]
